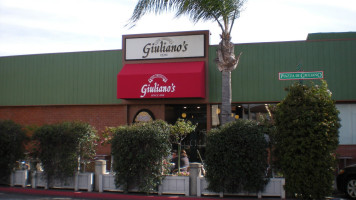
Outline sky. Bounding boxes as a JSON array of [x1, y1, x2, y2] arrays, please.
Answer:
[[0, 0, 355, 57]]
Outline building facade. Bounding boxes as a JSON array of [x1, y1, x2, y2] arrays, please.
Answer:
[[0, 31, 355, 166]]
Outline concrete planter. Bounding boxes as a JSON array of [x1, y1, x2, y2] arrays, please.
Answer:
[[99, 173, 123, 192], [99, 173, 140, 193], [31, 171, 93, 191], [158, 176, 189, 196], [99, 173, 189, 196], [10, 170, 29, 188], [197, 176, 285, 199]]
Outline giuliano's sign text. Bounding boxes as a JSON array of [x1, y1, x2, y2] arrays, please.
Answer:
[[125, 34, 205, 60], [140, 74, 176, 98]]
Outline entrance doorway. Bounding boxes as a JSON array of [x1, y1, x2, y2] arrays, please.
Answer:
[[165, 104, 207, 162]]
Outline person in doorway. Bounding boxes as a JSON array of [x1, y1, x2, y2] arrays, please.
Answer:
[[172, 149, 189, 172]]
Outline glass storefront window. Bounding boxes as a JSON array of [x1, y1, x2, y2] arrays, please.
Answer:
[[211, 103, 274, 127]]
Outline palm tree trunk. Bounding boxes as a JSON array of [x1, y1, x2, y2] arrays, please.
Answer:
[[221, 70, 233, 125], [216, 33, 242, 125]]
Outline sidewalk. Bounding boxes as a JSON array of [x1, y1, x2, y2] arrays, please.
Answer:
[[0, 186, 262, 200]]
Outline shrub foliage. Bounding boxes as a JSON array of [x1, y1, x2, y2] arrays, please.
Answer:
[[0, 120, 27, 183], [170, 118, 196, 172], [110, 120, 171, 193], [274, 81, 340, 199], [205, 119, 269, 193], [32, 121, 98, 183]]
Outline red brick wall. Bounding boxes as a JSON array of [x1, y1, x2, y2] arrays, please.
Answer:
[[336, 145, 356, 169], [2, 104, 354, 169], [0, 105, 127, 155]]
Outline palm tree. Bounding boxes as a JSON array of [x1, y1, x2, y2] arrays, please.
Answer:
[[128, 0, 245, 125]]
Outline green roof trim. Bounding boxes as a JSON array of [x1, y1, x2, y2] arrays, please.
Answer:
[[307, 32, 356, 41]]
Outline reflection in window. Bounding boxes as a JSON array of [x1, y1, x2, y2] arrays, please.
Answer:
[[211, 104, 274, 127], [211, 105, 220, 126]]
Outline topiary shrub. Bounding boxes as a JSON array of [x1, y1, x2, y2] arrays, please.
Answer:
[[170, 118, 196, 173], [110, 120, 171, 193], [0, 120, 27, 183], [273, 81, 340, 199], [205, 119, 269, 193], [32, 121, 98, 184]]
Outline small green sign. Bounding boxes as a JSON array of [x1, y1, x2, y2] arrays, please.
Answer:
[[279, 71, 324, 80]]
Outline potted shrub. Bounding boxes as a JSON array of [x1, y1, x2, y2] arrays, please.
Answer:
[[274, 81, 340, 199], [110, 120, 171, 193], [0, 120, 28, 185], [205, 119, 269, 194], [31, 121, 98, 189]]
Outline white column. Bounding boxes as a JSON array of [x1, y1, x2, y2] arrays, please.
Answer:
[[189, 162, 201, 196], [94, 160, 106, 192]]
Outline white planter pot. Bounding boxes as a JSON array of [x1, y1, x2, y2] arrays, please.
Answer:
[[98, 173, 139, 192], [99, 173, 124, 192], [197, 176, 285, 199], [158, 176, 189, 196], [99, 174, 189, 196], [10, 170, 28, 188], [31, 171, 93, 191], [31, 171, 47, 189], [77, 172, 94, 192], [262, 178, 285, 198]]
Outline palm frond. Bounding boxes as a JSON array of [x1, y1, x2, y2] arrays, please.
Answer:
[[127, 0, 175, 27], [127, 0, 246, 33]]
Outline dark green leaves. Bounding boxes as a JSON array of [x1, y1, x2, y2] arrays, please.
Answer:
[[274, 81, 340, 199], [32, 121, 98, 184], [110, 120, 171, 193], [205, 119, 269, 193], [170, 118, 196, 144], [0, 120, 27, 183]]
